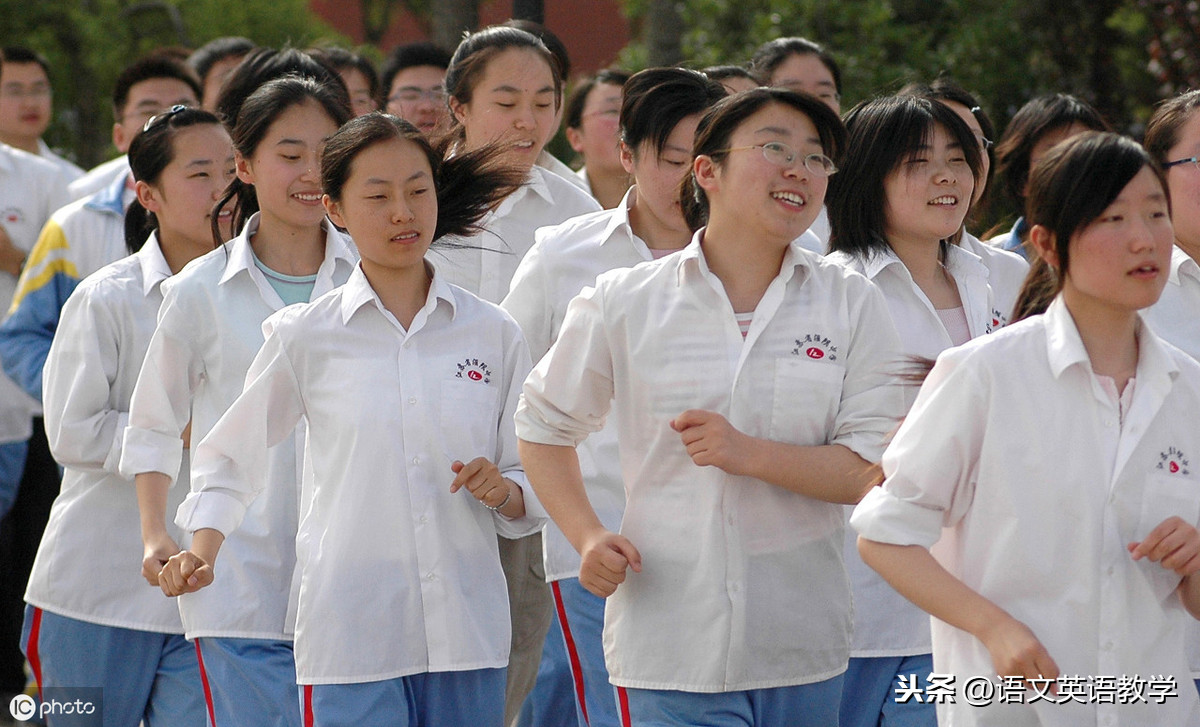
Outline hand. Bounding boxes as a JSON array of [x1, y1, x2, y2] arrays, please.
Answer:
[[0, 225, 24, 277], [578, 529, 642, 598], [977, 614, 1059, 686], [141, 532, 181, 586], [158, 550, 214, 597], [670, 409, 752, 475], [1129, 516, 1200, 577], [450, 457, 509, 509], [181, 419, 192, 449]]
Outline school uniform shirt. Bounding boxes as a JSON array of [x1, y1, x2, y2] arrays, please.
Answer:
[[852, 296, 1200, 727], [516, 232, 906, 692], [434, 164, 601, 303], [801, 205, 831, 254], [25, 233, 189, 633], [829, 243, 996, 659], [503, 186, 679, 581], [67, 155, 130, 202], [0, 171, 132, 403], [959, 230, 1029, 327], [37, 139, 85, 183], [1145, 246, 1200, 361], [0, 142, 71, 444], [538, 149, 592, 195], [120, 213, 357, 640], [186, 264, 543, 684]]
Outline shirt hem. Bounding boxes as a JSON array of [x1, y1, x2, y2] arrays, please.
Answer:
[[297, 658, 508, 685], [850, 647, 933, 659], [183, 628, 293, 641], [23, 599, 184, 635], [608, 663, 848, 693]]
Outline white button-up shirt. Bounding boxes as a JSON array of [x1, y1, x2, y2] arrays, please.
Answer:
[[434, 164, 601, 303], [517, 232, 905, 692], [961, 230, 1029, 327], [1145, 246, 1200, 361], [502, 187, 651, 582], [120, 214, 357, 640], [829, 243, 998, 657], [852, 296, 1200, 726], [26, 234, 189, 632], [187, 265, 542, 684]]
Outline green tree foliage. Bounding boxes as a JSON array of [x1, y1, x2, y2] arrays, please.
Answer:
[[1, 0, 343, 167]]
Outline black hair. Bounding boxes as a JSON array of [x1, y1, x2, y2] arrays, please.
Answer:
[[112, 52, 202, 117], [1, 46, 50, 78], [187, 37, 256, 86], [379, 42, 452, 103], [620, 67, 725, 160], [681, 87, 846, 231], [308, 46, 380, 105], [827, 95, 983, 259], [564, 68, 632, 131], [322, 112, 526, 245], [1144, 90, 1200, 166], [124, 107, 223, 254], [503, 19, 571, 81], [213, 75, 353, 244], [1011, 132, 1168, 321], [991, 94, 1110, 221], [702, 65, 757, 84], [445, 26, 563, 145], [749, 37, 842, 95], [214, 47, 349, 129]]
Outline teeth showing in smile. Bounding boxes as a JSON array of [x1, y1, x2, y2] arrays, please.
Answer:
[[392, 231, 419, 241], [514, 140, 534, 149], [293, 193, 321, 202], [929, 196, 958, 206], [772, 191, 805, 206]]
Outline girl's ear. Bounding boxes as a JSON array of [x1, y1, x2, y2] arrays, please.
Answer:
[[693, 154, 719, 194], [565, 125, 584, 154], [448, 96, 468, 126], [323, 194, 347, 229], [235, 152, 254, 186], [135, 180, 160, 214], [1029, 224, 1060, 271], [619, 141, 635, 175]]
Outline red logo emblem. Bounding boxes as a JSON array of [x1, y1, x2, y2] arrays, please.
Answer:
[[991, 318, 999, 327], [1171, 461, 1181, 473], [805, 347, 824, 360], [468, 370, 482, 381], [5, 214, 16, 224]]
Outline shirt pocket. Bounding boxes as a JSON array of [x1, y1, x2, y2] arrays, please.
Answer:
[[769, 358, 845, 444], [440, 379, 502, 466], [1135, 474, 1200, 601]]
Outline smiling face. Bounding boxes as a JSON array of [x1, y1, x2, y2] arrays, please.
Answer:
[[449, 47, 558, 171], [698, 102, 828, 246], [882, 122, 974, 248], [323, 137, 437, 276], [236, 99, 339, 234], [140, 123, 236, 250], [1054, 166, 1173, 316]]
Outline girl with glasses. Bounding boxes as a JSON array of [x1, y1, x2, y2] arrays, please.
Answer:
[[516, 87, 905, 726], [21, 106, 232, 726]]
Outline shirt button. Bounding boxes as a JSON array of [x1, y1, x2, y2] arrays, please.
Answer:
[[408, 397, 417, 405], [1103, 419, 1115, 427], [727, 515, 735, 526], [1103, 640, 1114, 651], [412, 456, 421, 465], [419, 515, 428, 524], [426, 572, 436, 582]]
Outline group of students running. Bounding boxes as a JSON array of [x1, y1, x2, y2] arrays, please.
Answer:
[[4, 21, 1200, 727]]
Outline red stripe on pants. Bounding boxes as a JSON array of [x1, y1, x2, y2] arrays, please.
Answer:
[[303, 684, 315, 727], [194, 639, 218, 727], [617, 686, 632, 727], [26, 607, 43, 700], [552, 580, 591, 725]]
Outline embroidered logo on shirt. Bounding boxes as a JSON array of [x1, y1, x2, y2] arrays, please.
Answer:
[[1158, 447, 1191, 475], [456, 358, 492, 384], [2, 208, 22, 226], [793, 334, 838, 362], [990, 307, 1008, 332]]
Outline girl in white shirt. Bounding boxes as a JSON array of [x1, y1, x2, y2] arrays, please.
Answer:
[[21, 107, 233, 726], [826, 93, 988, 727], [122, 76, 353, 727], [854, 131, 1200, 726], [437, 24, 601, 721], [516, 88, 905, 727], [157, 113, 543, 727], [504, 67, 726, 727]]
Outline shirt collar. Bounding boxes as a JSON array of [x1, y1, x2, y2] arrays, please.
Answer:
[[136, 231, 174, 296], [523, 165, 557, 205], [219, 213, 356, 286], [596, 186, 638, 247], [676, 228, 812, 288], [82, 168, 131, 217], [1044, 295, 1180, 383], [339, 260, 458, 325], [1168, 245, 1200, 286]]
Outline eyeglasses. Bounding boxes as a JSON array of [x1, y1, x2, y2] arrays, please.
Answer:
[[716, 142, 838, 176], [142, 104, 189, 132], [388, 87, 445, 104], [0, 85, 51, 101], [1164, 156, 1200, 171], [976, 134, 994, 151]]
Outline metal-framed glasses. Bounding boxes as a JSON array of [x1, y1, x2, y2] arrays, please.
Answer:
[[1164, 156, 1200, 171], [717, 141, 838, 176], [142, 104, 189, 132], [388, 87, 445, 104]]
